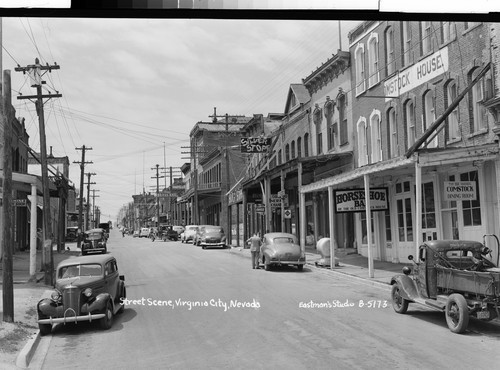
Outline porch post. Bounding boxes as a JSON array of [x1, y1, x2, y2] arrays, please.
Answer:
[[29, 183, 37, 279], [299, 162, 305, 252], [415, 159, 422, 260], [364, 174, 374, 278], [328, 185, 336, 269]]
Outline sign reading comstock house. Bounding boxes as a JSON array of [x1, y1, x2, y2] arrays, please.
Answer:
[[334, 188, 389, 213], [384, 46, 449, 102]]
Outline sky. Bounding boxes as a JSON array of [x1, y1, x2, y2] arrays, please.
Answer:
[[1, 15, 362, 221]]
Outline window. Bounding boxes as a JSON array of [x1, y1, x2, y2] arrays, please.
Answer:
[[357, 117, 369, 166], [325, 98, 335, 150], [385, 26, 395, 76], [278, 149, 282, 165], [397, 197, 414, 242], [285, 144, 290, 162], [355, 43, 366, 95], [421, 21, 432, 55], [441, 21, 455, 43], [313, 105, 323, 155], [461, 170, 481, 226], [291, 141, 295, 159], [338, 93, 348, 145], [388, 108, 397, 157], [297, 137, 302, 158], [404, 100, 415, 149], [360, 211, 374, 245], [423, 90, 438, 148], [370, 110, 382, 162], [385, 209, 392, 242], [304, 133, 309, 157], [464, 22, 480, 31], [367, 33, 380, 87], [317, 133, 323, 155], [469, 69, 488, 133], [422, 182, 436, 229], [445, 80, 460, 141], [402, 21, 412, 66]]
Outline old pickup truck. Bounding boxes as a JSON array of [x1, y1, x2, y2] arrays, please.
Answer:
[[391, 236, 500, 334]]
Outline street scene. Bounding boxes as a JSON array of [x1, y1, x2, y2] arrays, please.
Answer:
[[2, 5, 500, 370]]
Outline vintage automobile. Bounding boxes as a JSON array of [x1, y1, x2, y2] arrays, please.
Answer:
[[37, 254, 126, 335], [132, 230, 140, 238], [98, 222, 110, 240], [65, 226, 79, 242], [391, 236, 500, 334], [139, 227, 150, 238], [181, 225, 199, 243], [194, 225, 226, 249], [172, 225, 185, 236], [158, 225, 178, 241], [81, 228, 107, 255], [259, 232, 306, 271]]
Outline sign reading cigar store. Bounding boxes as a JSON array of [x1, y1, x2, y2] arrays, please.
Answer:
[[334, 188, 389, 213]]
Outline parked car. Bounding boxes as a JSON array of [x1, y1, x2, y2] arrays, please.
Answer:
[[181, 225, 199, 243], [391, 237, 500, 334], [259, 232, 305, 271], [172, 225, 185, 236], [37, 254, 126, 335], [65, 226, 79, 242], [81, 228, 107, 255], [133, 230, 140, 238], [158, 225, 178, 241], [194, 225, 226, 249], [98, 222, 110, 240], [139, 227, 150, 238]]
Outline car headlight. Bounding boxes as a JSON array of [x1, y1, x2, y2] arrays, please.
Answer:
[[51, 290, 61, 302], [83, 288, 93, 298]]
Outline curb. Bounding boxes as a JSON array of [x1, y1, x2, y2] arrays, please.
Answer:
[[15, 331, 41, 369]]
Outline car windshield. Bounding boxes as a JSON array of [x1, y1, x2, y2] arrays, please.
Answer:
[[188, 227, 198, 231], [85, 232, 103, 240], [273, 237, 295, 244], [205, 228, 222, 233], [59, 264, 102, 278]]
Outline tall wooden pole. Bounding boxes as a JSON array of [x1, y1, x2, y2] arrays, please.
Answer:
[[2, 70, 14, 322]]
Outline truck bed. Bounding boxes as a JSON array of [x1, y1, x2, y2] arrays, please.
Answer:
[[436, 265, 500, 297]]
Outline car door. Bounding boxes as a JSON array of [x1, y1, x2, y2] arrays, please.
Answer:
[[104, 259, 120, 300]]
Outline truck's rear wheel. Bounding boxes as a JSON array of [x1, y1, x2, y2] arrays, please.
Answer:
[[445, 294, 469, 334]]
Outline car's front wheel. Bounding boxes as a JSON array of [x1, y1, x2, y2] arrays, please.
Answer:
[[38, 323, 52, 336], [100, 302, 114, 330]]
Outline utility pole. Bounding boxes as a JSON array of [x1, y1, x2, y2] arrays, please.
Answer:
[[91, 189, 100, 228], [16, 58, 61, 286], [151, 164, 163, 228], [74, 146, 93, 248], [2, 70, 14, 322], [85, 172, 96, 230]]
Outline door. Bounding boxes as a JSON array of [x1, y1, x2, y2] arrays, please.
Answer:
[[421, 181, 438, 242], [395, 181, 414, 262]]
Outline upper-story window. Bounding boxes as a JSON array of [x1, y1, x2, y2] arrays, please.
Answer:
[[337, 92, 348, 146], [402, 21, 412, 67], [385, 26, 395, 76], [325, 97, 335, 151], [387, 107, 397, 158], [355, 43, 366, 95], [469, 68, 488, 134], [313, 104, 323, 155], [290, 93, 296, 107], [423, 89, 438, 148], [421, 21, 432, 55], [304, 133, 309, 157], [404, 99, 415, 150], [285, 144, 290, 162], [441, 21, 456, 43], [278, 149, 282, 165], [445, 80, 460, 141], [367, 33, 380, 87], [291, 140, 296, 159], [357, 117, 369, 166], [297, 137, 302, 158], [370, 110, 382, 162]]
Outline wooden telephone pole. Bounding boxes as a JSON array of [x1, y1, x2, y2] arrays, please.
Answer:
[[15, 58, 61, 286], [74, 146, 93, 248], [85, 172, 96, 229]]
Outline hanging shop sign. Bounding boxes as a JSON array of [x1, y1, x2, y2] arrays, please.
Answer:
[[240, 137, 271, 153], [334, 188, 389, 213], [443, 181, 476, 201]]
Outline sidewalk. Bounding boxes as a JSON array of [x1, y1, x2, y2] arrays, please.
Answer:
[[0, 243, 80, 369], [230, 245, 410, 289]]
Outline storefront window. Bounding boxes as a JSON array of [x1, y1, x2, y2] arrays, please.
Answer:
[[461, 170, 481, 226], [422, 182, 436, 228], [360, 212, 374, 244]]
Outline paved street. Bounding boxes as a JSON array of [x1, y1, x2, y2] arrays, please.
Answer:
[[29, 231, 500, 370]]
